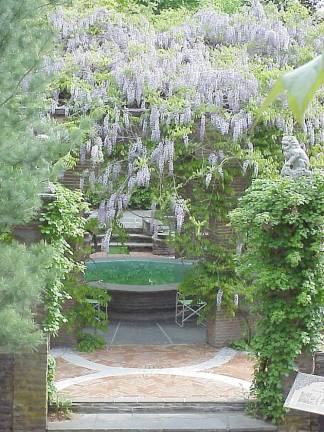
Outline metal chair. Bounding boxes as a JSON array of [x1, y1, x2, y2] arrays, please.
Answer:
[[175, 292, 207, 327], [85, 298, 108, 322]]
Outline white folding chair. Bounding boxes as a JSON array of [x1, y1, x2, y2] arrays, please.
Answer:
[[175, 292, 207, 327], [85, 298, 108, 322]]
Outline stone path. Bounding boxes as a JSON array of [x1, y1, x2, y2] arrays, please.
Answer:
[[52, 346, 253, 401], [48, 412, 277, 431]]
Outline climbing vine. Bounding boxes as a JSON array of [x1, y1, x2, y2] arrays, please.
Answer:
[[230, 172, 324, 422], [40, 183, 88, 335]]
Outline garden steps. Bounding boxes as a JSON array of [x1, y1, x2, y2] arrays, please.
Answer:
[[89, 216, 154, 252], [109, 241, 153, 252], [71, 400, 247, 414], [92, 234, 153, 252], [47, 411, 277, 431], [111, 233, 153, 243]]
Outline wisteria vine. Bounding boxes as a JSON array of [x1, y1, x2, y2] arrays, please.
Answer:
[[46, 1, 324, 248]]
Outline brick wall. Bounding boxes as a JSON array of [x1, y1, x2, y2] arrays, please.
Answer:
[[0, 343, 48, 432]]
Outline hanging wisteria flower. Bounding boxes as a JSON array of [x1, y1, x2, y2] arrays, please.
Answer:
[[172, 198, 187, 232], [49, 0, 323, 242], [136, 163, 150, 186], [90, 145, 103, 164], [234, 294, 239, 308], [208, 153, 218, 166], [242, 160, 250, 175], [216, 289, 223, 311], [205, 172, 212, 188], [101, 228, 112, 252]]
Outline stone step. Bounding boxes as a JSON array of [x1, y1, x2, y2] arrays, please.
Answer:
[[112, 233, 153, 243], [72, 401, 247, 414], [48, 412, 277, 432], [92, 241, 153, 252]]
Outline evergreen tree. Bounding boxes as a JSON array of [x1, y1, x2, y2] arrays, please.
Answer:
[[0, 0, 69, 352]]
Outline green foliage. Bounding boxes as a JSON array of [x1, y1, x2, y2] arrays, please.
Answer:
[[47, 355, 72, 414], [129, 187, 154, 209], [40, 184, 89, 335], [230, 337, 253, 352], [0, 0, 79, 351], [109, 245, 129, 254], [230, 172, 324, 422], [136, 0, 198, 11], [76, 332, 106, 352], [64, 279, 110, 333], [0, 243, 53, 352], [165, 142, 248, 312], [135, 0, 243, 13], [179, 245, 243, 315]]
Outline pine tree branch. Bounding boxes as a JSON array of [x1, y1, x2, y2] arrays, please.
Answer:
[[0, 38, 50, 108]]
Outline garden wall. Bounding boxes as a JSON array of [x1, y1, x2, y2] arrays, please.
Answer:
[[0, 343, 48, 432]]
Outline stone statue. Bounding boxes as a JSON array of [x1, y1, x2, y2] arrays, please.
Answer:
[[280, 135, 311, 179]]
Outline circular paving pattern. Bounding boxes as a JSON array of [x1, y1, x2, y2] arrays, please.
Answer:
[[52, 345, 253, 401]]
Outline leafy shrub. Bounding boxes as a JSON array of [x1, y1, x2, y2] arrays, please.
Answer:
[[230, 337, 254, 352], [128, 187, 153, 209], [76, 332, 106, 352], [65, 279, 110, 332]]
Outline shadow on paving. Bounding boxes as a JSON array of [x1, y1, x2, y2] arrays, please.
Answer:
[[88, 319, 207, 346]]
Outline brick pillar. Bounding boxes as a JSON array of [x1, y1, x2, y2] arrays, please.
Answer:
[[0, 353, 14, 431], [207, 305, 254, 348], [0, 343, 48, 432]]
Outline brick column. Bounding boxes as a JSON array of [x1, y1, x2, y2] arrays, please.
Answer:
[[0, 343, 48, 432], [0, 353, 14, 431], [207, 305, 254, 348]]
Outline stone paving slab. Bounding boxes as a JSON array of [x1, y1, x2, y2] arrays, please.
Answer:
[[95, 320, 206, 346], [113, 321, 172, 345], [54, 345, 251, 401], [48, 412, 277, 431]]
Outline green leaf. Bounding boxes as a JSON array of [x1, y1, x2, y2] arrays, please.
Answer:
[[260, 54, 324, 125]]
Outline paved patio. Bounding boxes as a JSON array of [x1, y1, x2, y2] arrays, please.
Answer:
[[90, 320, 206, 346], [52, 345, 253, 402]]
